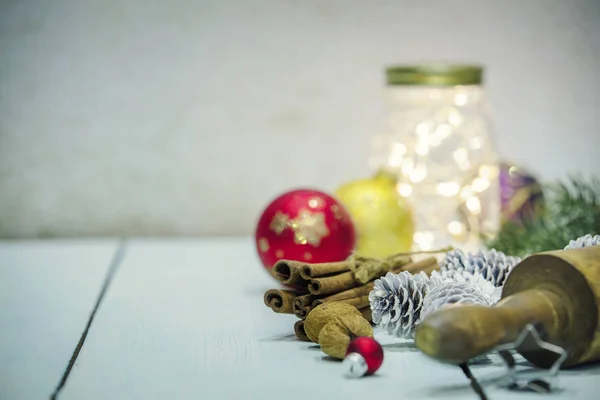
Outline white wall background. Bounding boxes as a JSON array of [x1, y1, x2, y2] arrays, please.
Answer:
[[1, 0, 599, 238]]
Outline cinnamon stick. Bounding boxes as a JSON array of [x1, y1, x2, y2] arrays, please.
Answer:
[[272, 260, 310, 288], [294, 320, 310, 342], [263, 289, 297, 314], [307, 256, 425, 296], [299, 261, 349, 280], [310, 259, 417, 307], [293, 303, 312, 320], [294, 294, 318, 308], [340, 295, 370, 309], [293, 294, 319, 319], [312, 284, 374, 307], [351, 255, 412, 283], [308, 270, 357, 295], [312, 294, 370, 311]]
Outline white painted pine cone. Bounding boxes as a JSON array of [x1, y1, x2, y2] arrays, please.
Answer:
[[419, 274, 499, 323], [440, 249, 521, 287], [564, 234, 600, 250], [369, 271, 429, 338]]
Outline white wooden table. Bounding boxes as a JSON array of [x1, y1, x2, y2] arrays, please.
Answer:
[[1, 238, 597, 400]]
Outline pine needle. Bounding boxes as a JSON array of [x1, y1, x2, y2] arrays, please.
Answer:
[[486, 176, 600, 256]]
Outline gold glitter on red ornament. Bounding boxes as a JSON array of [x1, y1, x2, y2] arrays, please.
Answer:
[[331, 204, 343, 220], [275, 249, 284, 258], [308, 196, 325, 209], [289, 208, 330, 246], [258, 238, 270, 252], [304, 252, 313, 261], [269, 211, 290, 235]]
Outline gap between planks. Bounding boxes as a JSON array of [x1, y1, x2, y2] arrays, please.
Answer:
[[50, 239, 129, 400]]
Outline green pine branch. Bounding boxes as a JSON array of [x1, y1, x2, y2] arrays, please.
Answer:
[[486, 176, 600, 256]]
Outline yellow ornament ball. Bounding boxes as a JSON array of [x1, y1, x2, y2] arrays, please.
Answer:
[[335, 171, 415, 258]]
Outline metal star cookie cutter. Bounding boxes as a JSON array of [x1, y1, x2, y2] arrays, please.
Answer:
[[493, 323, 568, 394]]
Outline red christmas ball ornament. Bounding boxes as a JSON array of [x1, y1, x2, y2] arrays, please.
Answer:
[[255, 189, 356, 273], [343, 337, 384, 378]]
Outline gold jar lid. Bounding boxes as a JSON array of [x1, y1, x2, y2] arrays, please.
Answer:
[[386, 63, 483, 86]]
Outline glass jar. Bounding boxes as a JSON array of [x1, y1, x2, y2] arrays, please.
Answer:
[[369, 64, 500, 251]]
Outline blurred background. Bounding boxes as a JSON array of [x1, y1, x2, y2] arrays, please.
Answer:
[[1, 0, 599, 239]]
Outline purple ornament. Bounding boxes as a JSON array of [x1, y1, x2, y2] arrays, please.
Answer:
[[499, 163, 544, 223]]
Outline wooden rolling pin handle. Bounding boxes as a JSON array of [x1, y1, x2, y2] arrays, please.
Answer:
[[414, 289, 569, 364]]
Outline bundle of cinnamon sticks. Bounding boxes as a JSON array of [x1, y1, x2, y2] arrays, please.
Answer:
[[263, 254, 439, 341]]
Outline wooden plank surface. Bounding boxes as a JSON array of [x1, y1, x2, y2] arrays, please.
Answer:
[[59, 238, 598, 400], [0, 240, 120, 400]]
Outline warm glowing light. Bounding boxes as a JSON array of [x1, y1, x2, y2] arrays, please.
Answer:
[[455, 93, 468, 106], [374, 82, 498, 250], [397, 183, 413, 197], [414, 231, 435, 250], [448, 221, 464, 235], [469, 137, 483, 149], [436, 181, 460, 197], [429, 134, 442, 146], [453, 148, 468, 162], [415, 140, 429, 155], [388, 143, 407, 167], [466, 196, 482, 214], [471, 177, 490, 193], [460, 185, 473, 200], [409, 164, 427, 183], [453, 148, 471, 170], [479, 164, 499, 179], [435, 123, 453, 138], [416, 123, 429, 136], [448, 110, 463, 126], [401, 157, 415, 176]]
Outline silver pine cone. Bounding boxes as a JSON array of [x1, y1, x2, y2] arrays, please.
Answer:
[[369, 271, 429, 338], [430, 270, 502, 304], [564, 234, 600, 250], [440, 249, 521, 287], [419, 273, 499, 323]]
